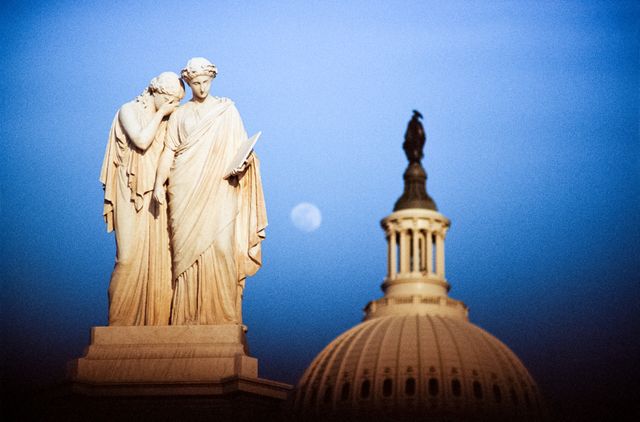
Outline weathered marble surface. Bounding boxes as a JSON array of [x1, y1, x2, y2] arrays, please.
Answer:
[[70, 325, 256, 383]]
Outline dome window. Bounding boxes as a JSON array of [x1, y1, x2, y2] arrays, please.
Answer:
[[473, 381, 483, 399], [492, 384, 502, 403], [341, 382, 350, 401], [428, 378, 439, 396], [383, 378, 393, 397], [451, 379, 461, 397], [405, 377, 416, 396], [360, 380, 371, 399]]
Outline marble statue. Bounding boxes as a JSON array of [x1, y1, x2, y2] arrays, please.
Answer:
[[73, 65, 274, 395], [100, 72, 185, 325], [153, 57, 267, 325]]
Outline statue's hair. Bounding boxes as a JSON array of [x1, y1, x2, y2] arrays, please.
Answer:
[[137, 71, 185, 102], [148, 72, 185, 99], [181, 57, 218, 83]]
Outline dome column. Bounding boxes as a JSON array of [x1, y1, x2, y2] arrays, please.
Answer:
[[399, 229, 409, 273], [387, 227, 397, 279], [412, 224, 420, 274], [435, 229, 446, 278], [380, 209, 451, 298], [426, 229, 433, 275]]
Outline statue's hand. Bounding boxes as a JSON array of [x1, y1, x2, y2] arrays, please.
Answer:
[[245, 152, 255, 167], [153, 185, 166, 205], [230, 152, 255, 177], [159, 99, 179, 117]]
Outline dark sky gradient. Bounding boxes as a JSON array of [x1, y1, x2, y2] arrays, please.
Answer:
[[1, 1, 638, 419]]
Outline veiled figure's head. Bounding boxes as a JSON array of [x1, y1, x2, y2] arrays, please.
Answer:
[[181, 57, 218, 102], [147, 71, 185, 110]]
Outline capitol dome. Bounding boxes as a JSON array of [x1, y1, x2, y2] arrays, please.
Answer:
[[294, 112, 546, 421], [295, 315, 544, 421]]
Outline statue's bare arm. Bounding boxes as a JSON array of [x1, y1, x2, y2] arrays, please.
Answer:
[[119, 101, 178, 151], [153, 148, 175, 204]]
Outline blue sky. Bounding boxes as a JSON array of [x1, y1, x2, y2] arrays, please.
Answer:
[[1, 1, 638, 418]]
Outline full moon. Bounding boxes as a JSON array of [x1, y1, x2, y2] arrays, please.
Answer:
[[291, 202, 322, 232]]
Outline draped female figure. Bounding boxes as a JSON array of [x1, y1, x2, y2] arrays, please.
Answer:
[[154, 58, 267, 325], [100, 72, 184, 325]]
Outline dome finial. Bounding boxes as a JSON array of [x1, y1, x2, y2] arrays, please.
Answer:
[[394, 110, 437, 211]]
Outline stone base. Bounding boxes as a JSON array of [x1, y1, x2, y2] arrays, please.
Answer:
[[68, 325, 291, 403], [69, 325, 262, 385], [3, 325, 294, 421]]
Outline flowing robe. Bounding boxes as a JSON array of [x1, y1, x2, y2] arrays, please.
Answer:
[[165, 97, 266, 325], [99, 102, 173, 325]]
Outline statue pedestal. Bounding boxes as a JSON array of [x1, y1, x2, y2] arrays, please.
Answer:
[[68, 325, 291, 402]]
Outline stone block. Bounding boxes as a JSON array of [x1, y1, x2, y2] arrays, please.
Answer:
[[69, 325, 258, 385]]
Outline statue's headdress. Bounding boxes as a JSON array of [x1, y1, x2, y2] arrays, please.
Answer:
[[181, 57, 218, 83]]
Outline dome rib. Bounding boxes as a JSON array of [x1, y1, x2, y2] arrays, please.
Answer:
[[298, 326, 356, 410], [461, 320, 495, 413], [479, 328, 543, 415], [424, 314, 446, 409], [479, 330, 524, 415], [316, 328, 350, 410], [474, 326, 513, 410], [393, 316, 407, 403], [413, 314, 423, 406], [352, 318, 386, 410], [371, 317, 398, 409], [440, 315, 471, 408], [332, 318, 376, 409]]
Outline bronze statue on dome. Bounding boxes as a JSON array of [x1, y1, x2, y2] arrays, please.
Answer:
[[402, 110, 425, 163], [394, 110, 437, 211]]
